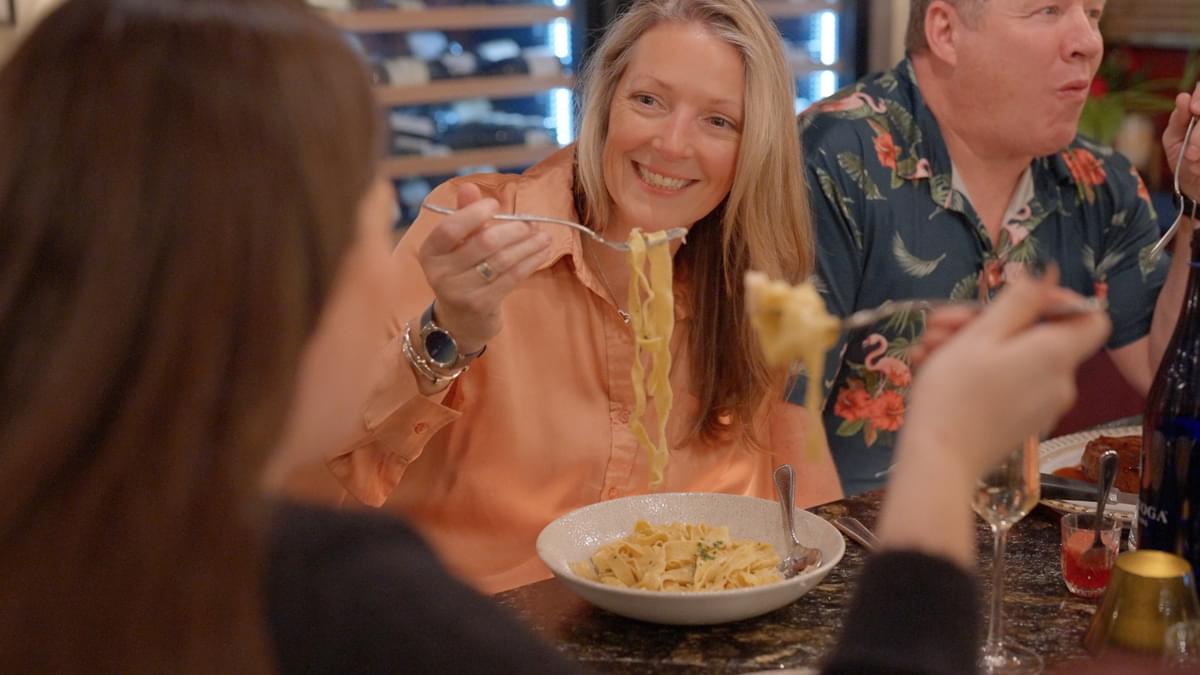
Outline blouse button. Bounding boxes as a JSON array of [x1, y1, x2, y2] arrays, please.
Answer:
[[607, 487, 618, 499], [414, 422, 429, 434], [617, 409, 631, 424]]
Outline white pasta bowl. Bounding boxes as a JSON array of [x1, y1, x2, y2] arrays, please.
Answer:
[[536, 492, 844, 625]]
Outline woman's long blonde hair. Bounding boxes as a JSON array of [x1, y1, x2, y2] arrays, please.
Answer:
[[575, 0, 813, 443]]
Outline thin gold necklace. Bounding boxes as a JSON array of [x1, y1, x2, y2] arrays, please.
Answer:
[[584, 237, 631, 324]]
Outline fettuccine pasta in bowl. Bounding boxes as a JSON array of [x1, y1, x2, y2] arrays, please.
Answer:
[[536, 493, 844, 625], [571, 520, 783, 591]]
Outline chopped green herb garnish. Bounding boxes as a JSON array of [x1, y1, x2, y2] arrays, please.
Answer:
[[696, 540, 727, 562]]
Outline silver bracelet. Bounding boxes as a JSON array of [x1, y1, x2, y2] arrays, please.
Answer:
[[402, 321, 468, 386]]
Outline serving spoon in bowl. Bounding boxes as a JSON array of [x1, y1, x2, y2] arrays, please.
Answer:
[[772, 464, 822, 577]]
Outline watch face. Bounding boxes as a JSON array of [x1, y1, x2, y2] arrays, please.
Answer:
[[424, 329, 459, 367]]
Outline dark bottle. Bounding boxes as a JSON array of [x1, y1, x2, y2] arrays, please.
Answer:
[[1137, 230, 1200, 571]]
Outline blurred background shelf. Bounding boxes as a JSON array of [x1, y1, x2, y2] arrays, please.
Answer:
[[323, 5, 573, 32], [382, 144, 559, 178], [1102, 0, 1200, 50], [760, 0, 842, 20], [376, 73, 573, 106]]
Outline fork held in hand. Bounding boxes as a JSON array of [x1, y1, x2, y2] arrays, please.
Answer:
[[420, 202, 688, 252], [839, 296, 1108, 333], [1148, 114, 1199, 260]]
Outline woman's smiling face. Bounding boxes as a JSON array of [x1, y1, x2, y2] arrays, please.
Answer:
[[601, 21, 745, 236]]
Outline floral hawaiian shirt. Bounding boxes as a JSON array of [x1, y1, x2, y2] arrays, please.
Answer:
[[798, 58, 1168, 495]]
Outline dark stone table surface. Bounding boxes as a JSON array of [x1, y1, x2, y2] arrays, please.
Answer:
[[495, 491, 1105, 674]]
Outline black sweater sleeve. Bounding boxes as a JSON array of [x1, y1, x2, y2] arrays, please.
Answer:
[[822, 551, 981, 675], [265, 502, 581, 675]]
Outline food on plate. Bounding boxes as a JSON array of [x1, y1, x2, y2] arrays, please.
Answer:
[[1052, 434, 1142, 493], [1050, 465, 1089, 482], [744, 271, 839, 460], [1081, 435, 1141, 493], [627, 229, 674, 487], [570, 520, 783, 591]]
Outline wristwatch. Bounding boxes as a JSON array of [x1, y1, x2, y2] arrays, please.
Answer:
[[416, 302, 485, 372], [420, 303, 461, 369]]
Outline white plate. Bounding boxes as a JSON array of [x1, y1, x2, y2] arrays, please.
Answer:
[[739, 662, 825, 667], [536, 492, 844, 625], [1038, 425, 1140, 523]]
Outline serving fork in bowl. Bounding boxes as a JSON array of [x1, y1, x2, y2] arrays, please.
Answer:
[[419, 202, 688, 252], [773, 464, 822, 577]]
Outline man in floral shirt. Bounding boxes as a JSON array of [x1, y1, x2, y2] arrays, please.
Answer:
[[800, 0, 1200, 494]]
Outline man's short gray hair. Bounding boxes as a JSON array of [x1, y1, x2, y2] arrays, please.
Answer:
[[906, 0, 986, 53]]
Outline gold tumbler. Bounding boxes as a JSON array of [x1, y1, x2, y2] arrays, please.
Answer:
[[1084, 550, 1200, 655]]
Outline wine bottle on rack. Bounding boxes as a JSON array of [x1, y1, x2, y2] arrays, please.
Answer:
[[1136, 227, 1200, 571]]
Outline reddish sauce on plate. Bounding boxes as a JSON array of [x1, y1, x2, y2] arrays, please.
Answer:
[[1052, 465, 1089, 482]]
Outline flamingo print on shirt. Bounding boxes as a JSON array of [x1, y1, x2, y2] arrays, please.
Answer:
[[831, 332, 914, 449], [862, 334, 912, 388]]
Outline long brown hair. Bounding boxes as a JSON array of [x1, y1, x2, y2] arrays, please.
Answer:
[[575, 0, 813, 444], [0, 0, 380, 671]]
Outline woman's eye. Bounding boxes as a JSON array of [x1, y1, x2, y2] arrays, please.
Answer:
[[634, 94, 657, 107], [709, 116, 738, 131], [1037, 5, 1060, 16]]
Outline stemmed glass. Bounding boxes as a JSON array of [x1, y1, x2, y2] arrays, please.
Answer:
[[972, 434, 1044, 674]]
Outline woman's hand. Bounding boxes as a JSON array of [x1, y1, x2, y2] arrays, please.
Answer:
[[416, 183, 552, 353], [1163, 84, 1200, 202], [905, 271, 1111, 481], [878, 273, 1111, 567]]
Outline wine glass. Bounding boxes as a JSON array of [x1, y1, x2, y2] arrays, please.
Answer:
[[973, 434, 1044, 674]]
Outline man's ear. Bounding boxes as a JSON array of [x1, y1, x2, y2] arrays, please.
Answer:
[[924, 0, 964, 66]]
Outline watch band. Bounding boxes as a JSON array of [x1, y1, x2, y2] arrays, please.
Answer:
[[1177, 192, 1200, 220]]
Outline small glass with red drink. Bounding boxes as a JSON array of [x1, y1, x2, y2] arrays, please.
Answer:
[[1061, 513, 1121, 598]]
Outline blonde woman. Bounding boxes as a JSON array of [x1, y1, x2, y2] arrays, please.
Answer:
[[327, 0, 842, 593]]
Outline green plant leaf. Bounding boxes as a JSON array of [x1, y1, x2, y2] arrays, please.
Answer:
[[837, 152, 884, 200], [1078, 98, 1126, 145], [837, 418, 866, 437]]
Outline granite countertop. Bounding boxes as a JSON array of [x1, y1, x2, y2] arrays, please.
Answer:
[[495, 492, 1103, 674]]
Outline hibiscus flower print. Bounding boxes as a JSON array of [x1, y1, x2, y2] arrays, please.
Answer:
[[981, 258, 1006, 296], [1132, 166, 1151, 206], [873, 131, 900, 170], [832, 331, 918, 446], [834, 378, 873, 422], [868, 389, 905, 432], [833, 375, 909, 447], [1062, 147, 1106, 203]]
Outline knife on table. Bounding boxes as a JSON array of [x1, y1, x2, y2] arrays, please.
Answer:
[[1040, 473, 1138, 505]]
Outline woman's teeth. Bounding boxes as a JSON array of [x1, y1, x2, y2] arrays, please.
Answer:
[[636, 164, 690, 191]]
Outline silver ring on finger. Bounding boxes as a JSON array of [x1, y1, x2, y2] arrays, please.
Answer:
[[475, 260, 497, 283]]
